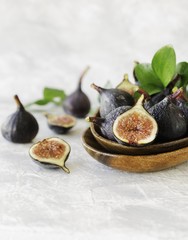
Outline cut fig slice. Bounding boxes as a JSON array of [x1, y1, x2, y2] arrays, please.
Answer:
[[29, 137, 71, 173], [113, 95, 158, 146], [45, 114, 76, 134]]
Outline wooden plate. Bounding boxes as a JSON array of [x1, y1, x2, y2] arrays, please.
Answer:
[[82, 127, 188, 172], [90, 123, 188, 155]]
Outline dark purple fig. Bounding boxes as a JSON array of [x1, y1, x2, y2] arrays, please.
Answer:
[[91, 83, 134, 118], [63, 67, 91, 118], [29, 137, 70, 173], [148, 95, 187, 141], [1, 95, 39, 143], [45, 113, 76, 134], [144, 88, 171, 110], [86, 105, 131, 141], [113, 95, 158, 146]]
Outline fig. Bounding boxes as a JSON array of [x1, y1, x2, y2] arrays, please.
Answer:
[[86, 105, 131, 141], [29, 137, 70, 173], [1, 95, 39, 143], [63, 67, 91, 118], [144, 88, 171, 110], [148, 95, 187, 141], [45, 113, 76, 134], [116, 74, 139, 96], [113, 95, 158, 146], [91, 83, 134, 117]]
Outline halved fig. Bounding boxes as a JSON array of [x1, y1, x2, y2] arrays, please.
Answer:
[[45, 114, 76, 134], [29, 137, 71, 173], [113, 95, 158, 146], [116, 74, 139, 96]]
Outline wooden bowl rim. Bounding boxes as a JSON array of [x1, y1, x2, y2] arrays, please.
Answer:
[[90, 122, 188, 155]]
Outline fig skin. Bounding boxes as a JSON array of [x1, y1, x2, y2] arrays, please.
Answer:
[[144, 88, 171, 110], [45, 114, 76, 134], [1, 95, 39, 143], [63, 67, 91, 118], [148, 96, 187, 141], [113, 95, 158, 146], [86, 105, 131, 141], [174, 98, 188, 120], [91, 83, 135, 118]]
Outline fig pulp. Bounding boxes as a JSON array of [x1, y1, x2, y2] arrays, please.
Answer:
[[1, 95, 39, 143], [29, 137, 70, 173], [113, 95, 158, 146], [63, 67, 91, 118], [86, 105, 131, 141], [45, 113, 76, 134], [91, 83, 134, 117], [148, 94, 187, 141]]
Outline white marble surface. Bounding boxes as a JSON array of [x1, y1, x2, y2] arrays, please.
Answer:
[[1, 0, 188, 239]]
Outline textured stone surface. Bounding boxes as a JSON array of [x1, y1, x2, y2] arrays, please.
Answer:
[[0, 0, 188, 239]]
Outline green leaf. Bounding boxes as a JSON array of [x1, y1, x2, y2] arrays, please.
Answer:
[[152, 45, 176, 87], [176, 62, 188, 75], [134, 63, 164, 95], [43, 87, 66, 101], [25, 87, 67, 108], [176, 62, 188, 88], [25, 98, 51, 107]]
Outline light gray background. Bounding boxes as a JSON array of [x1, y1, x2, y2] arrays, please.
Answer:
[[0, 1, 188, 239], [0, 0, 188, 103]]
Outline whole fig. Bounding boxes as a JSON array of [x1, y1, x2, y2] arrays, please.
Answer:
[[1, 95, 39, 143], [63, 67, 91, 118], [91, 83, 134, 117], [148, 95, 187, 141]]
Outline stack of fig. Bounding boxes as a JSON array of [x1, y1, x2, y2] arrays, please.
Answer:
[[87, 75, 188, 146]]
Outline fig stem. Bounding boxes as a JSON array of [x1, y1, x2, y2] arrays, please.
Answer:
[[170, 88, 183, 100], [14, 95, 24, 109], [167, 74, 181, 91], [135, 94, 144, 106], [62, 165, 70, 174], [85, 116, 105, 125], [78, 66, 90, 90], [123, 73, 129, 81], [90, 83, 103, 93]]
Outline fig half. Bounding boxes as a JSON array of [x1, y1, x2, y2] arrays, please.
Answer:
[[45, 113, 76, 134], [113, 95, 158, 146], [116, 74, 139, 96], [29, 137, 71, 173]]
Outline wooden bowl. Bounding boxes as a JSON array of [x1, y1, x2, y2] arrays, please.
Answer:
[[90, 123, 188, 155], [82, 128, 188, 172]]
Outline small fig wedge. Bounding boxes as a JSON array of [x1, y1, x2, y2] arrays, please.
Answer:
[[45, 113, 76, 134], [29, 137, 71, 173], [113, 95, 158, 146]]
